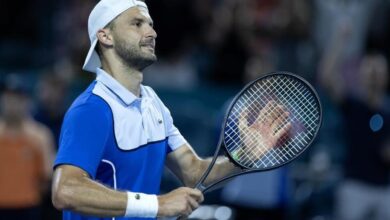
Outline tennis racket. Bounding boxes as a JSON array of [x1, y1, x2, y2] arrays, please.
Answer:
[[195, 71, 322, 193]]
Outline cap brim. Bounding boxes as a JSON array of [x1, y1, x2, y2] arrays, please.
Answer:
[[82, 38, 100, 73]]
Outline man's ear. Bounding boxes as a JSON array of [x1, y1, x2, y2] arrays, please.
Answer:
[[97, 28, 114, 47]]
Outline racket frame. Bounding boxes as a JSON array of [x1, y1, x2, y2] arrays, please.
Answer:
[[195, 71, 322, 193]]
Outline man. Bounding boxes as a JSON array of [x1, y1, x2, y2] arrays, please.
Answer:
[[0, 75, 54, 220], [318, 26, 390, 218], [52, 0, 290, 219], [334, 53, 390, 220]]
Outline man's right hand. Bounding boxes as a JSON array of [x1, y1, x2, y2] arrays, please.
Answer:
[[157, 187, 204, 217]]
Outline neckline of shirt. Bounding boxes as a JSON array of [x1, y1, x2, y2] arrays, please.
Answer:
[[95, 68, 146, 106]]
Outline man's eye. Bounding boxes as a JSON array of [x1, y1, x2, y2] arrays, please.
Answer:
[[132, 22, 142, 27]]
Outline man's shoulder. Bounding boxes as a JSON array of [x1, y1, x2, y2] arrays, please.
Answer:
[[66, 81, 113, 119], [69, 81, 111, 110], [141, 84, 158, 98]]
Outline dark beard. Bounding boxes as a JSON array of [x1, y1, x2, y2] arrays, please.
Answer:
[[114, 39, 157, 70]]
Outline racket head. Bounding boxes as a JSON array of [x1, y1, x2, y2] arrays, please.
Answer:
[[222, 71, 322, 171]]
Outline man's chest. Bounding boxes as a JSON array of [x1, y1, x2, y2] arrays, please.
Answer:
[[94, 84, 168, 151]]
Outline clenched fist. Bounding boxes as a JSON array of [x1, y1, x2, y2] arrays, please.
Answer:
[[157, 187, 204, 218]]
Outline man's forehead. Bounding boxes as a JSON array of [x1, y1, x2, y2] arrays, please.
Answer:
[[138, 6, 151, 20], [121, 6, 152, 21]]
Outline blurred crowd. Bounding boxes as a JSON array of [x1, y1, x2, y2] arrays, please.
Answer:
[[1, 0, 390, 219]]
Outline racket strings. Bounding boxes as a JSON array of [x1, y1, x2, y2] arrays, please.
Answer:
[[225, 75, 320, 169], [259, 78, 318, 166]]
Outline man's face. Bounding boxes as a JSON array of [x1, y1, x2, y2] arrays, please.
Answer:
[[110, 6, 157, 70]]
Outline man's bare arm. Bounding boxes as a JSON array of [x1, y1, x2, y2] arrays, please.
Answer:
[[52, 165, 203, 218], [166, 144, 240, 188], [52, 165, 127, 217]]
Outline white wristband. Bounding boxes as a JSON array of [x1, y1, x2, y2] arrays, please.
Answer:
[[124, 192, 158, 218]]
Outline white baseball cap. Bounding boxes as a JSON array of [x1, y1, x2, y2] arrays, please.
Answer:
[[82, 0, 148, 73]]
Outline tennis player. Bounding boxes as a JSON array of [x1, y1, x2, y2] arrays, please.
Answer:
[[51, 0, 289, 219]]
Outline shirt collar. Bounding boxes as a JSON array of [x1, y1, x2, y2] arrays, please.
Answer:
[[95, 68, 139, 106]]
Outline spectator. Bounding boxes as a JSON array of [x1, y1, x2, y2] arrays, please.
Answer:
[[0, 75, 55, 220], [319, 44, 390, 219]]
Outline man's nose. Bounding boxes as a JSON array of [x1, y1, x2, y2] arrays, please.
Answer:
[[145, 25, 157, 39]]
